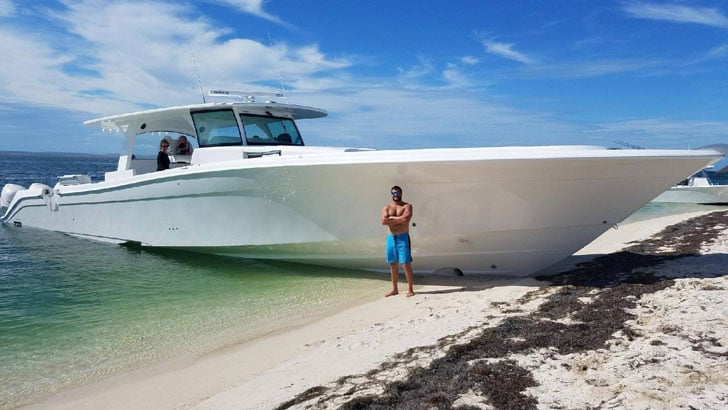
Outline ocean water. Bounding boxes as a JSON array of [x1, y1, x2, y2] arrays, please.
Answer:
[[0, 152, 385, 408], [624, 200, 725, 223]]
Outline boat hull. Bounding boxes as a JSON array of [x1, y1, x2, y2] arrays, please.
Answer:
[[1, 147, 720, 276]]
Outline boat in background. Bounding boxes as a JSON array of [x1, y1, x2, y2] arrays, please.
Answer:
[[1, 91, 723, 276], [652, 168, 728, 205]]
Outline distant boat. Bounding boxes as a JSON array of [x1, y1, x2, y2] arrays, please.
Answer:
[[0, 90, 723, 276], [652, 168, 728, 205]]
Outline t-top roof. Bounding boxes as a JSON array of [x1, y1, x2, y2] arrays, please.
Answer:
[[83, 101, 328, 135]]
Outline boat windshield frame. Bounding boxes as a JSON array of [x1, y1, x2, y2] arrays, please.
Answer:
[[191, 109, 243, 147], [239, 113, 304, 146], [190, 108, 305, 148]]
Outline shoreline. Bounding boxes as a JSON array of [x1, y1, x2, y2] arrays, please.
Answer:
[[20, 209, 728, 409], [23, 275, 545, 410]]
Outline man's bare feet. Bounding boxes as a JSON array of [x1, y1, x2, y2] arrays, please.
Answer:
[[406, 291, 415, 298], [385, 290, 399, 297]]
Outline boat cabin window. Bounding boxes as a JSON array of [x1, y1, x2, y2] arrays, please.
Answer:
[[132, 132, 192, 158], [192, 110, 243, 147], [126, 132, 194, 175], [240, 114, 303, 146]]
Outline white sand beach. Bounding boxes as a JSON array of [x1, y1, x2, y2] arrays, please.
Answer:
[[23, 210, 728, 410]]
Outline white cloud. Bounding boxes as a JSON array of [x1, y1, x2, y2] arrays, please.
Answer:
[[460, 56, 479, 65], [482, 39, 534, 64], [0, 0, 14, 17], [572, 36, 606, 50], [396, 58, 434, 81], [708, 43, 728, 58], [296, 87, 584, 149], [0, 0, 352, 116], [623, 2, 728, 28], [664, 43, 728, 69], [212, 0, 286, 25], [587, 118, 728, 148], [442, 63, 471, 89], [0, 27, 125, 115], [0, 1, 624, 152], [527, 58, 660, 78], [3, 1, 722, 155]]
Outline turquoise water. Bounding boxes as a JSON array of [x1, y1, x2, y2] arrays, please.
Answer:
[[0, 225, 384, 408], [624, 200, 725, 223], [0, 152, 386, 408]]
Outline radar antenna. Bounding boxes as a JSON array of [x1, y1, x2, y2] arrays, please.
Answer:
[[184, 21, 206, 103], [267, 31, 289, 103]]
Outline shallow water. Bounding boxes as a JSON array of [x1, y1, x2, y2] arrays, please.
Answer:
[[624, 200, 726, 223], [0, 152, 386, 408], [0, 225, 385, 408]]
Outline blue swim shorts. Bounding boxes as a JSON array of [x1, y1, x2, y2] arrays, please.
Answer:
[[386, 232, 412, 264]]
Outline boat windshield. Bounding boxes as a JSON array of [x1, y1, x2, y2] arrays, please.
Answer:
[[240, 114, 303, 146], [192, 110, 243, 147]]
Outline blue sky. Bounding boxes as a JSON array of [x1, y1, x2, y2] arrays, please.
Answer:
[[1, 0, 728, 154]]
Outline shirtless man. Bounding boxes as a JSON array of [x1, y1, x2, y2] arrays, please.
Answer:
[[381, 185, 414, 297]]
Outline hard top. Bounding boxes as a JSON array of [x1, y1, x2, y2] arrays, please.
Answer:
[[83, 100, 327, 136]]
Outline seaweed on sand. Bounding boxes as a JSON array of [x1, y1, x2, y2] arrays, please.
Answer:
[[275, 211, 728, 410]]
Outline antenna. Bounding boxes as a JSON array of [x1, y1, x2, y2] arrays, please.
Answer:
[[267, 31, 289, 103], [184, 21, 206, 103]]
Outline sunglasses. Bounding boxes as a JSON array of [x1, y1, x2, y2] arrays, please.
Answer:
[[391, 191, 402, 195]]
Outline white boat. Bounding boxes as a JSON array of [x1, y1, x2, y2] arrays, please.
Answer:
[[0, 92, 722, 276], [652, 169, 728, 205]]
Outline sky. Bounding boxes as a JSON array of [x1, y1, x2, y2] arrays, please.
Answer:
[[1, 0, 728, 154]]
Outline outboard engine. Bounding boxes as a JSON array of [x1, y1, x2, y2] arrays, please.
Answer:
[[1, 183, 26, 209], [28, 183, 52, 194]]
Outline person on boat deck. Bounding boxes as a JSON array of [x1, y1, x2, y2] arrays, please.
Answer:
[[381, 185, 415, 298], [176, 135, 191, 155], [157, 139, 170, 171]]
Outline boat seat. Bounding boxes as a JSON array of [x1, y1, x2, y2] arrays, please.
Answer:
[[277, 133, 292, 143]]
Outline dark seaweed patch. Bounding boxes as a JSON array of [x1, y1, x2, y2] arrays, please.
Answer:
[[275, 211, 728, 409]]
